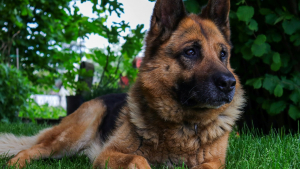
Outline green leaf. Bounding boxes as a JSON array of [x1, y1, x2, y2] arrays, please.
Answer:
[[236, 6, 255, 22], [271, 62, 281, 71], [251, 43, 267, 57], [248, 19, 258, 31], [280, 77, 294, 90], [282, 18, 300, 35], [269, 101, 287, 115], [263, 75, 279, 93], [251, 35, 268, 57], [246, 78, 262, 89], [290, 91, 300, 104], [21, 8, 28, 16], [265, 14, 277, 25], [288, 105, 300, 120], [274, 84, 283, 97], [235, 0, 245, 5], [272, 52, 281, 64], [254, 79, 262, 89], [15, 21, 23, 28], [290, 33, 300, 46], [241, 46, 253, 60], [245, 79, 256, 85], [254, 35, 267, 44], [274, 16, 284, 25]]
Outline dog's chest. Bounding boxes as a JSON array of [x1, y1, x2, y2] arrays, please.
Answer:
[[163, 124, 201, 152], [136, 124, 202, 167]]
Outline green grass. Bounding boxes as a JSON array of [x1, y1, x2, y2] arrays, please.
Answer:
[[227, 128, 300, 169], [0, 123, 300, 169]]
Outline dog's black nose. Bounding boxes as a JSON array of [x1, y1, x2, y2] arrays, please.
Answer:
[[214, 73, 236, 93]]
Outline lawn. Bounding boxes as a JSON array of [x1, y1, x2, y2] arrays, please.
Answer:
[[0, 123, 300, 169]]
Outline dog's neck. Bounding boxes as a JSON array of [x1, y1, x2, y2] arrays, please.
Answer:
[[127, 81, 245, 145]]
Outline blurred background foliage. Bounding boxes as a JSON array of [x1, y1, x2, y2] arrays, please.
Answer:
[[184, 0, 300, 132], [0, 0, 300, 132], [0, 0, 143, 90], [0, 64, 32, 123], [0, 0, 144, 122]]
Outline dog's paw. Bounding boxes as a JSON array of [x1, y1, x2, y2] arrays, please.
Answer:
[[128, 156, 151, 169], [192, 163, 224, 169], [7, 158, 27, 169]]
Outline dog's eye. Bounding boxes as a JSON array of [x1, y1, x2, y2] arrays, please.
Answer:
[[184, 49, 196, 58], [220, 50, 227, 60]]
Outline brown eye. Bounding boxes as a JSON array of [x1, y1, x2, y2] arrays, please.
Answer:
[[184, 48, 196, 58]]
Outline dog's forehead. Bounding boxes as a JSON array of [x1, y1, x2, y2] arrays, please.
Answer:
[[172, 14, 228, 46]]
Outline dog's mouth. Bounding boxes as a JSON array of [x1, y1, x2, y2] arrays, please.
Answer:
[[193, 96, 234, 109], [176, 72, 236, 109], [177, 81, 235, 109], [180, 91, 235, 109]]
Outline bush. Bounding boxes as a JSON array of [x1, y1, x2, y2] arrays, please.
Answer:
[[0, 64, 32, 123], [19, 101, 66, 122]]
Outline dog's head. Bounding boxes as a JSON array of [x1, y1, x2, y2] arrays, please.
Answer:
[[135, 0, 243, 121]]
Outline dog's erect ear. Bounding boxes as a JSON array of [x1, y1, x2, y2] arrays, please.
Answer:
[[200, 0, 231, 40], [149, 0, 186, 40]]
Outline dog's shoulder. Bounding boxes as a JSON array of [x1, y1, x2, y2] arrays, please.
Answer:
[[96, 93, 128, 142]]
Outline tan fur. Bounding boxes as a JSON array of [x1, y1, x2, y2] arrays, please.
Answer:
[[0, 134, 38, 156], [2, 0, 245, 168]]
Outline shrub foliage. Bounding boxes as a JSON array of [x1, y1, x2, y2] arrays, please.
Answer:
[[0, 64, 32, 122]]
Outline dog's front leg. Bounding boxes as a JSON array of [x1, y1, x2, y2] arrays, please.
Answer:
[[192, 132, 229, 169], [93, 150, 151, 169]]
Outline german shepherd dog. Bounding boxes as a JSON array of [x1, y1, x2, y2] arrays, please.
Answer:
[[0, 0, 244, 168]]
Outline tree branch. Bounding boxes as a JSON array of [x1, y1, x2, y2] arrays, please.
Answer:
[[98, 54, 110, 88]]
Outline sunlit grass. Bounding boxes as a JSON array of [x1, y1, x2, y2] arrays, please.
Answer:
[[1, 123, 300, 168]]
